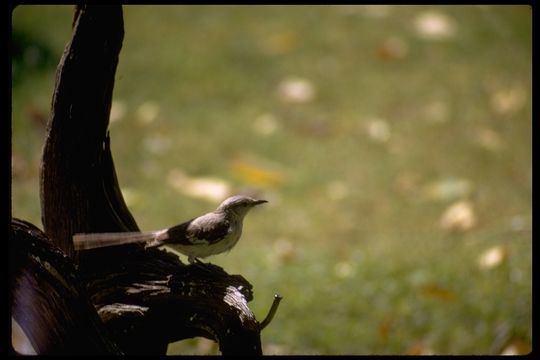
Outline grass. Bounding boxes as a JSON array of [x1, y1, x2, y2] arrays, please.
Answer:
[[11, 5, 532, 355]]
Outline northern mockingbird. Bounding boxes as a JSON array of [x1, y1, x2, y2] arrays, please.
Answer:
[[73, 195, 267, 263]]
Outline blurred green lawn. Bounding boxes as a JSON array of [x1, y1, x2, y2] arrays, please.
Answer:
[[11, 5, 531, 355]]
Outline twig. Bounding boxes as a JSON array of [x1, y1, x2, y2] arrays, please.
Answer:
[[259, 294, 283, 330]]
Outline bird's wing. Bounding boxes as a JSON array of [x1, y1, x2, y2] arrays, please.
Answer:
[[154, 220, 192, 246], [185, 213, 231, 245], [156, 214, 231, 246]]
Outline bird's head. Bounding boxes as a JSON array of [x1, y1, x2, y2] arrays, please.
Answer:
[[216, 195, 268, 217]]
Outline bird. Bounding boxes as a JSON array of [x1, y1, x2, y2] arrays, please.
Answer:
[[72, 195, 267, 264]]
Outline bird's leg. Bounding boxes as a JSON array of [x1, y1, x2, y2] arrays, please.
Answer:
[[188, 257, 216, 273], [188, 256, 204, 265]]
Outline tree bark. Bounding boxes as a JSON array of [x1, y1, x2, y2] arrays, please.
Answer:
[[10, 218, 121, 355], [40, 5, 136, 259]]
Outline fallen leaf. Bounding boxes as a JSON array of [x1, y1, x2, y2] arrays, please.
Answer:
[[414, 11, 456, 40], [477, 245, 508, 270], [277, 77, 316, 104], [365, 117, 391, 143], [439, 200, 477, 232], [230, 160, 285, 188], [475, 127, 504, 151], [500, 340, 531, 355], [490, 86, 527, 114], [418, 283, 457, 303], [136, 100, 160, 125], [264, 31, 298, 55], [167, 169, 231, 203], [377, 36, 409, 61]]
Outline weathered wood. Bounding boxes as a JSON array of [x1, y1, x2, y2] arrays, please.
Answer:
[[85, 253, 262, 355], [40, 5, 137, 259], [10, 218, 121, 355], [32, 5, 265, 355]]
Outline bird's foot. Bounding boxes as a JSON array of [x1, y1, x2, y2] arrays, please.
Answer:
[[188, 257, 216, 273], [188, 257, 205, 265]]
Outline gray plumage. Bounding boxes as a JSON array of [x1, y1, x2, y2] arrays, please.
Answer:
[[73, 195, 267, 263]]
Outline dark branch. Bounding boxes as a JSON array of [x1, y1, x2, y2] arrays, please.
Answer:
[[260, 294, 283, 330], [10, 219, 122, 355], [40, 5, 136, 259]]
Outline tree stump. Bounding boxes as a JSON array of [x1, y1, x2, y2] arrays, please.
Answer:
[[11, 5, 269, 355]]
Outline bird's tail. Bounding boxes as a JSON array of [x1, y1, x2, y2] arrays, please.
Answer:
[[73, 230, 166, 250]]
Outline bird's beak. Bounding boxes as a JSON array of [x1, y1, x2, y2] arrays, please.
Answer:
[[253, 199, 268, 206]]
